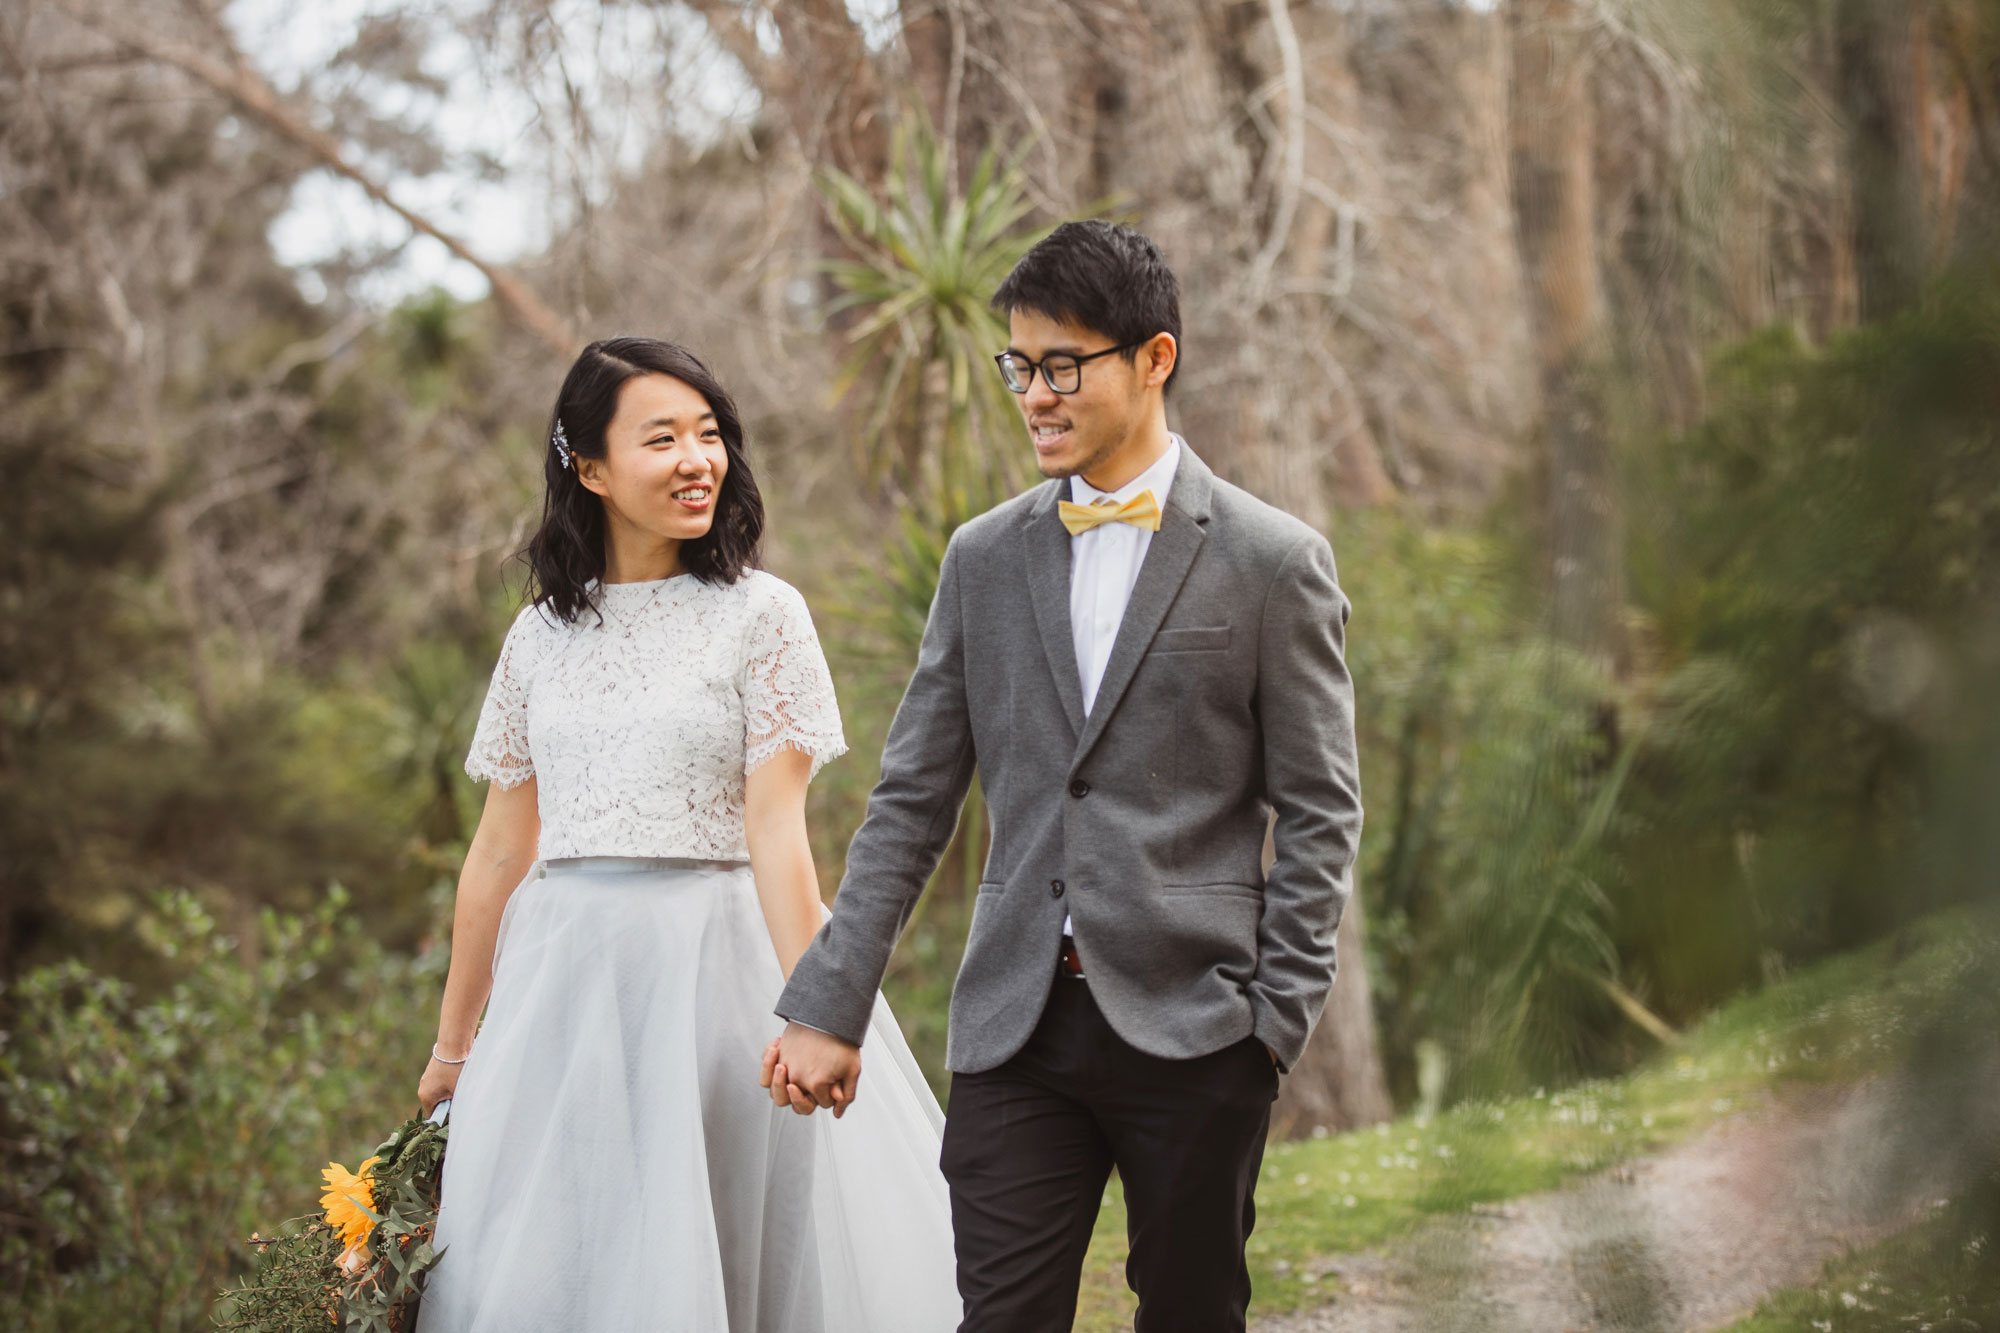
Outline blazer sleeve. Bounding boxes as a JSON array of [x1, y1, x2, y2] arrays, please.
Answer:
[[774, 536, 980, 1045], [1249, 533, 1363, 1070]]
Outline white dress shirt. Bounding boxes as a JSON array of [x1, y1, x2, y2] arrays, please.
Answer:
[[1070, 436, 1183, 715], [1062, 435, 1183, 937]]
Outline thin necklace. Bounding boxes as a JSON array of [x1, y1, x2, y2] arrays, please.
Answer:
[[597, 578, 670, 634]]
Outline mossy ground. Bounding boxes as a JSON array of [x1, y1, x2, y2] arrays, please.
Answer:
[[1720, 1190, 1999, 1333], [1071, 910, 1987, 1331]]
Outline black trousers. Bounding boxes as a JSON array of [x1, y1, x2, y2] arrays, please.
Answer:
[[939, 973, 1278, 1332]]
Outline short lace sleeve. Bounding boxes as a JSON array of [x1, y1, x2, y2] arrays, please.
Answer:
[[465, 607, 545, 788], [740, 578, 847, 779]]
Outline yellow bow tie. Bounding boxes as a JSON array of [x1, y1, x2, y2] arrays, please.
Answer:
[[1058, 490, 1163, 536]]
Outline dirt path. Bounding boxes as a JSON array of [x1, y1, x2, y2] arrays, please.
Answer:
[[1253, 1078, 1979, 1333]]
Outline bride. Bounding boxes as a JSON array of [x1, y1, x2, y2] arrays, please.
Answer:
[[414, 337, 961, 1331]]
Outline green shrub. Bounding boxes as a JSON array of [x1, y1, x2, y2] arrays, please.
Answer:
[[1342, 264, 2000, 1104], [0, 888, 445, 1332]]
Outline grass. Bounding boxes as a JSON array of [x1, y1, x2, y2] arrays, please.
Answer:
[[1720, 1190, 1999, 1333], [1071, 909, 1990, 1331]]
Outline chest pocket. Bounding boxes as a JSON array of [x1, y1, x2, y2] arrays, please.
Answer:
[[1151, 626, 1230, 654]]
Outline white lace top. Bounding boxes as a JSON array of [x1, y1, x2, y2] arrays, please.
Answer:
[[464, 570, 847, 862]]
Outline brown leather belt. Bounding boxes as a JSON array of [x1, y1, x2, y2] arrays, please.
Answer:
[[1057, 937, 1086, 979]]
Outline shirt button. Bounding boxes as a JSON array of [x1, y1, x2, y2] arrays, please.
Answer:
[[1051, 879, 1066, 898], [1069, 779, 1090, 798]]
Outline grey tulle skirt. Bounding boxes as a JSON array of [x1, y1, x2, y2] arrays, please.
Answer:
[[415, 858, 962, 1331]]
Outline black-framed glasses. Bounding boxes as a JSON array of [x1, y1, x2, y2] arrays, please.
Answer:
[[994, 340, 1146, 394]]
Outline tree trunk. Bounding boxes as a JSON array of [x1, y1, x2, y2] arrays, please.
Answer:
[[1839, 0, 1936, 320], [692, 0, 890, 186], [1511, 0, 1621, 665], [1271, 876, 1395, 1138], [1263, 813, 1393, 1138]]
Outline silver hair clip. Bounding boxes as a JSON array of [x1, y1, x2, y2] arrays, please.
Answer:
[[552, 419, 572, 470]]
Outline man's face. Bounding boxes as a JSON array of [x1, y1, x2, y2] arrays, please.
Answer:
[[1005, 309, 1152, 481]]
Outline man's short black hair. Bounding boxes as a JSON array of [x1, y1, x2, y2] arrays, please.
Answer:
[[992, 220, 1182, 394]]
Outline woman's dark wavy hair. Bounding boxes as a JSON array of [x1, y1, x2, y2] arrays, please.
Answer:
[[523, 337, 764, 624]]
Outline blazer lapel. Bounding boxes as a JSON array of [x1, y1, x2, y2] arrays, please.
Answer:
[[1070, 448, 1215, 770], [1023, 482, 1087, 739]]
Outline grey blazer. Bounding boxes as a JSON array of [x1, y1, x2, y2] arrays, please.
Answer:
[[776, 446, 1361, 1073]]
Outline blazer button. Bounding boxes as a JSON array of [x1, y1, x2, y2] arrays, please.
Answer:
[[1051, 879, 1066, 898], [1068, 779, 1090, 798]]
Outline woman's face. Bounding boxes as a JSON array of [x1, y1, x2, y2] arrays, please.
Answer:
[[576, 374, 729, 548]]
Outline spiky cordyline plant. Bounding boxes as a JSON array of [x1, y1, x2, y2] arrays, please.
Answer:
[[817, 114, 1053, 517]]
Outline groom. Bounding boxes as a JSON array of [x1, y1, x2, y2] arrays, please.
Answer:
[[769, 220, 1362, 1330]]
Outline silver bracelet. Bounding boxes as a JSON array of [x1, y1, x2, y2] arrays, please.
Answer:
[[431, 1042, 471, 1065]]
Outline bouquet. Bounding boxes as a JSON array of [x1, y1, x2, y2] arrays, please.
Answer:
[[214, 1101, 450, 1332]]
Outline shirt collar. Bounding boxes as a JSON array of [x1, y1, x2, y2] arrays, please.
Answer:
[[1069, 434, 1184, 508]]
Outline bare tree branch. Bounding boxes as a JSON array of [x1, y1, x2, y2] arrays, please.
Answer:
[[680, 0, 787, 102], [1244, 0, 1305, 306], [63, 8, 580, 357], [962, 44, 1066, 214], [939, 0, 966, 185]]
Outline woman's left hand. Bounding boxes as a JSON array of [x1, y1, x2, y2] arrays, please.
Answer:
[[420, 1053, 464, 1118]]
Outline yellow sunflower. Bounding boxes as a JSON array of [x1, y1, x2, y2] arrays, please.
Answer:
[[319, 1156, 381, 1252]]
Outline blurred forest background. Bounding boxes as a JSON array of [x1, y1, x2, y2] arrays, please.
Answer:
[[2, 0, 1997, 1327]]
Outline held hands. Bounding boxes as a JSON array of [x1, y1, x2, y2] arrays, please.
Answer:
[[760, 1022, 862, 1118]]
